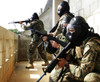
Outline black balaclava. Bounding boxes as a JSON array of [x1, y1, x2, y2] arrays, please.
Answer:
[[57, 1, 70, 17], [31, 12, 39, 21], [61, 16, 73, 36], [66, 16, 90, 46]]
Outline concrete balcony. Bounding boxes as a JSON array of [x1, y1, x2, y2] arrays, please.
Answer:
[[0, 26, 52, 82]]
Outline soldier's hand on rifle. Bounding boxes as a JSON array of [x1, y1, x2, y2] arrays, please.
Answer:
[[42, 36, 48, 41], [19, 21, 23, 24], [57, 58, 68, 68], [50, 40, 60, 48], [49, 33, 53, 36], [42, 33, 54, 41], [57, 53, 70, 68]]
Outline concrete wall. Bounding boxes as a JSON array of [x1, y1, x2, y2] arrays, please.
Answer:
[[18, 35, 42, 61], [40, 6, 53, 33], [0, 26, 18, 82], [68, 0, 100, 34], [18, 35, 31, 61], [51, 0, 100, 34], [52, 0, 62, 26]]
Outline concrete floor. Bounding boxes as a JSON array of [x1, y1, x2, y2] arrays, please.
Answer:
[[8, 61, 50, 82]]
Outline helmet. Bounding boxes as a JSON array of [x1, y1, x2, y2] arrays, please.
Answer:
[[61, 16, 73, 36], [66, 16, 90, 46], [57, 1, 70, 17], [31, 12, 39, 21]]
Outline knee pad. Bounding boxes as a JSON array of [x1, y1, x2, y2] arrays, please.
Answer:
[[84, 73, 100, 82]]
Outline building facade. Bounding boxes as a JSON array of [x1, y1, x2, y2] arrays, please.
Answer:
[[40, 0, 100, 34]]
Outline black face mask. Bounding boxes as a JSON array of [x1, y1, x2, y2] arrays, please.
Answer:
[[57, 5, 64, 17], [66, 24, 82, 46], [31, 13, 39, 21], [66, 16, 90, 46], [66, 24, 89, 46], [66, 32, 72, 42], [57, 1, 69, 17]]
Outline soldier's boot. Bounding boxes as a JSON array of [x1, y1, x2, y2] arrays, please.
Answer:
[[42, 61, 49, 66], [25, 63, 34, 69]]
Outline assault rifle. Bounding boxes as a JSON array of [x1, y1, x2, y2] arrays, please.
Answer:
[[19, 27, 71, 82], [8, 19, 31, 24], [37, 42, 71, 82], [26, 27, 67, 47]]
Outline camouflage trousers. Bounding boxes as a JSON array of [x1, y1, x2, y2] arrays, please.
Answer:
[[49, 65, 62, 82], [27, 39, 48, 64], [49, 69, 100, 82]]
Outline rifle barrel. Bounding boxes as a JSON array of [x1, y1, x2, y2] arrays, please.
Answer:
[[8, 19, 30, 24], [37, 73, 46, 82]]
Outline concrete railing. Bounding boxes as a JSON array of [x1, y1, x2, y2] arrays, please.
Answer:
[[0, 25, 53, 82], [0, 26, 18, 82]]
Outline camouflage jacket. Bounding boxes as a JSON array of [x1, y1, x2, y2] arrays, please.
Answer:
[[53, 13, 70, 37], [22, 19, 47, 41], [69, 36, 100, 80], [52, 13, 73, 56]]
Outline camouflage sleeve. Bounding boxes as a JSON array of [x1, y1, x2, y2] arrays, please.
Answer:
[[21, 20, 45, 32], [26, 20, 41, 28], [29, 20, 40, 28], [20, 24, 26, 30], [20, 21, 38, 30], [69, 41, 99, 79], [36, 20, 47, 33], [20, 23, 30, 30], [53, 14, 67, 36]]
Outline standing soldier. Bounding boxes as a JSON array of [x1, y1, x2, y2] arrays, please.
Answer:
[[19, 13, 49, 69]]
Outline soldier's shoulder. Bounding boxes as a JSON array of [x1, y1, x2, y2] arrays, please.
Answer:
[[83, 37, 100, 52], [61, 13, 73, 20], [87, 37, 100, 45], [36, 19, 43, 23]]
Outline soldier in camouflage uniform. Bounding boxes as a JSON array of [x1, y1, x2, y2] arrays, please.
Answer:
[[20, 13, 49, 69], [57, 16, 100, 82], [51, 1, 74, 37], [49, 16, 74, 82], [44, 1, 74, 82]]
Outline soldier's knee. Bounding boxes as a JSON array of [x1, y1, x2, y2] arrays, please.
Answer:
[[38, 49, 42, 54], [37, 46, 42, 52], [84, 72, 100, 82]]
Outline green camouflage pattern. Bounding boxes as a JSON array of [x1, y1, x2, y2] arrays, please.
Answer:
[[53, 13, 68, 36], [69, 37, 100, 81], [84, 72, 100, 81], [49, 14, 70, 82], [22, 19, 48, 64], [50, 36, 100, 82], [24, 19, 46, 42], [28, 39, 48, 64]]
